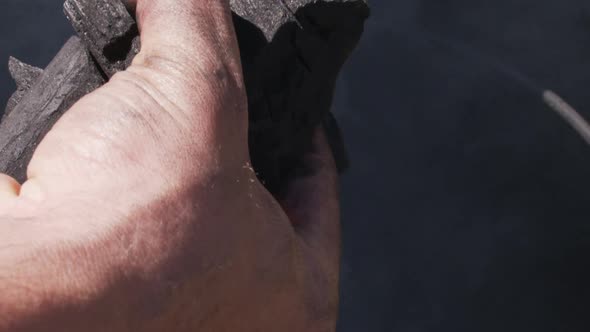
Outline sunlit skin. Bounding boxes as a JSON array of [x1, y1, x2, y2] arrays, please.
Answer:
[[0, 1, 340, 331]]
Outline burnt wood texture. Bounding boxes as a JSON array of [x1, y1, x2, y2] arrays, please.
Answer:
[[1, 0, 369, 194], [3, 57, 44, 120], [64, 0, 140, 77]]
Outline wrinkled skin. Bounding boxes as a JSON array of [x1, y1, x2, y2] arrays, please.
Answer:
[[0, 1, 340, 331]]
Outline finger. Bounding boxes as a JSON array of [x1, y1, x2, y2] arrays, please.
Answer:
[[131, 0, 245, 106], [280, 126, 341, 265], [0, 174, 21, 200]]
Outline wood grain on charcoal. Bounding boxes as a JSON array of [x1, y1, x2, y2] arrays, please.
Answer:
[[64, 0, 140, 77]]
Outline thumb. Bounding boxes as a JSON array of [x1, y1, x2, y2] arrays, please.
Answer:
[[129, 0, 248, 149], [27, 0, 248, 186]]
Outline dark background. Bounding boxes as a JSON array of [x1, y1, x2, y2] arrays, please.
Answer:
[[2, 1, 590, 331]]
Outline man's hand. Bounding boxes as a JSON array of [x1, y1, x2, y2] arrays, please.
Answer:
[[0, 0, 340, 331]]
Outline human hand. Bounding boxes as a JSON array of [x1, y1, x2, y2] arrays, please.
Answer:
[[0, 0, 340, 331]]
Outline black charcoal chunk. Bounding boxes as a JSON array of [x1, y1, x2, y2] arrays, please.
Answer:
[[64, 0, 140, 77], [0, 36, 105, 182], [230, 0, 368, 41], [3, 57, 44, 120], [233, 0, 369, 193]]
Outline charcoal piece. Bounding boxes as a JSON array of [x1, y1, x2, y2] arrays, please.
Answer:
[[230, 0, 368, 41], [64, 0, 140, 77], [8, 57, 43, 88], [0, 36, 105, 182], [3, 57, 44, 120], [233, 0, 369, 193]]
